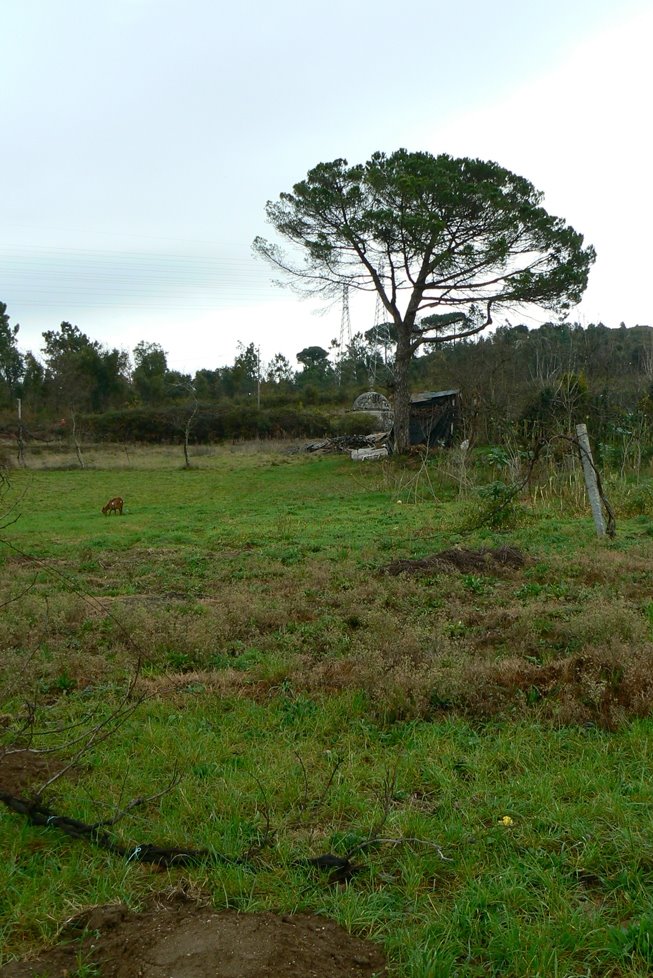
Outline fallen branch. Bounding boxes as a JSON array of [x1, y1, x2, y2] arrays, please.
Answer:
[[0, 789, 242, 868], [0, 789, 452, 878], [297, 835, 452, 884]]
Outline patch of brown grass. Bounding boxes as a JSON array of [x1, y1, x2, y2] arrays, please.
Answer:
[[2, 532, 652, 729], [447, 641, 653, 730], [285, 635, 653, 730], [134, 669, 271, 702]]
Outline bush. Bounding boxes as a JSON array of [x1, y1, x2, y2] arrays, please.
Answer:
[[457, 480, 529, 531], [81, 405, 339, 443], [331, 412, 382, 436], [613, 479, 653, 516]]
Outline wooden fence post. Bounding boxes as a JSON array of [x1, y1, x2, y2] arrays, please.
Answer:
[[575, 423, 605, 537]]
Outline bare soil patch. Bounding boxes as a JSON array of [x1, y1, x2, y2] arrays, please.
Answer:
[[382, 545, 529, 576], [0, 749, 64, 797], [0, 900, 387, 978]]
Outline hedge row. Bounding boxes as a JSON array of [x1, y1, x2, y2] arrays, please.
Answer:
[[80, 405, 379, 443]]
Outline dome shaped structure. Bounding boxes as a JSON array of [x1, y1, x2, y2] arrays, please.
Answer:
[[352, 391, 391, 413], [350, 391, 393, 433]]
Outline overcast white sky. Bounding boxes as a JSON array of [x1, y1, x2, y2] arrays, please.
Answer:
[[1, 0, 651, 375]]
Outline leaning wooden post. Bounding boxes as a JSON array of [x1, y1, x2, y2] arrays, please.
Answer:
[[575, 423, 605, 537]]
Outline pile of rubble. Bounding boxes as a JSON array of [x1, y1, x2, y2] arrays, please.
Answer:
[[305, 433, 389, 459]]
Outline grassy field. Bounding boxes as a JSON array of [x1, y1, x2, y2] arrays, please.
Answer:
[[1, 445, 653, 976]]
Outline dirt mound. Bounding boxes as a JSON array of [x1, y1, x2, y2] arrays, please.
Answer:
[[0, 749, 64, 797], [0, 901, 387, 978], [382, 545, 528, 577]]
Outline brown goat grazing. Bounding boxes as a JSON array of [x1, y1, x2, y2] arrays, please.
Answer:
[[102, 496, 124, 516]]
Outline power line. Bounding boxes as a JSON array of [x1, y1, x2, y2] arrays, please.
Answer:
[[0, 243, 285, 310], [0, 221, 253, 252], [0, 251, 259, 267]]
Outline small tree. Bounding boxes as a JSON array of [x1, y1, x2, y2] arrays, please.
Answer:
[[0, 302, 24, 409], [169, 381, 199, 469], [42, 322, 129, 414], [21, 352, 45, 413], [254, 150, 595, 452], [266, 352, 295, 386], [296, 346, 334, 391], [193, 368, 224, 401], [231, 342, 260, 400], [133, 341, 168, 405]]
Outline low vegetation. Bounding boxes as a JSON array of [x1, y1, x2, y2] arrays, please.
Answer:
[[1, 444, 653, 976]]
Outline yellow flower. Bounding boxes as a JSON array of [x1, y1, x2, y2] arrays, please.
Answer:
[[500, 815, 514, 826]]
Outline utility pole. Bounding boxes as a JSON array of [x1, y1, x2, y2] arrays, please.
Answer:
[[257, 347, 261, 409], [338, 285, 351, 385]]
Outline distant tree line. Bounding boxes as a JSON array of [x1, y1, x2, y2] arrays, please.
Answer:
[[411, 320, 653, 449], [1, 300, 653, 454]]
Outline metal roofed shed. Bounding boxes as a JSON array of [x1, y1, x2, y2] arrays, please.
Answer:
[[398, 389, 460, 448]]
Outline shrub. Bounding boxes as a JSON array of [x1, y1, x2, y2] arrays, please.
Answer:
[[331, 412, 382, 436], [81, 405, 338, 443]]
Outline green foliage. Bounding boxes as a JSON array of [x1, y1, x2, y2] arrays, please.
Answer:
[[230, 342, 260, 399], [331, 412, 381, 436], [257, 151, 594, 319], [81, 404, 335, 442], [521, 371, 590, 439], [40, 322, 130, 414], [462, 573, 487, 594], [405, 320, 653, 452], [607, 915, 653, 969], [296, 345, 335, 391], [463, 480, 526, 530], [132, 341, 168, 405], [0, 301, 24, 408], [265, 352, 294, 385]]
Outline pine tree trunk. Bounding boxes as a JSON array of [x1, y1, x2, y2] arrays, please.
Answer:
[[393, 334, 412, 454]]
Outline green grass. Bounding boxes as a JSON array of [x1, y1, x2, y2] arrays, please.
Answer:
[[2, 446, 653, 975]]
